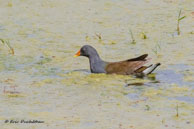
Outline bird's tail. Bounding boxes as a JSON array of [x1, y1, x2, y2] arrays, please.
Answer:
[[143, 63, 161, 75]]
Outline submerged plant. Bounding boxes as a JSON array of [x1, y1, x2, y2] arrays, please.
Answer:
[[145, 105, 150, 111], [85, 35, 90, 42], [152, 42, 161, 55], [176, 104, 179, 117], [95, 33, 102, 42], [140, 32, 147, 39], [129, 29, 136, 44], [176, 9, 186, 35], [0, 38, 14, 55]]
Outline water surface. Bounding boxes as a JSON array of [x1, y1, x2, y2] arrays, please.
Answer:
[[0, 0, 194, 128]]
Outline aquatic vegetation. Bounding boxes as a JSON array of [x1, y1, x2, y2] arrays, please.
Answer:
[[140, 32, 147, 39], [0, 38, 14, 55], [85, 35, 90, 42], [6, 93, 25, 98], [31, 78, 54, 87], [176, 104, 179, 117], [145, 105, 150, 111], [0, 1, 193, 129], [7, 2, 13, 7], [36, 57, 52, 65], [129, 29, 136, 44], [3, 85, 25, 97], [152, 42, 161, 55], [176, 9, 186, 35], [95, 33, 102, 42]]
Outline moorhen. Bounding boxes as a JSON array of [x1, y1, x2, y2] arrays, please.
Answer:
[[74, 45, 160, 76]]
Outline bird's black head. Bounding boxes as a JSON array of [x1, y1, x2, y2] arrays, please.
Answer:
[[74, 45, 99, 58]]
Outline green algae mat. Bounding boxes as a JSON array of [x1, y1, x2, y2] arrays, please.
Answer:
[[0, 0, 194, 129]]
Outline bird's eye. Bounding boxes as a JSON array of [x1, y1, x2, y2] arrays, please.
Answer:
[[82, 48, 86, 52], [80, 48, 85, 54]]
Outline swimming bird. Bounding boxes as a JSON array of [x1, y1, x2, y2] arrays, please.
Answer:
[[74, 45, 160, 76]]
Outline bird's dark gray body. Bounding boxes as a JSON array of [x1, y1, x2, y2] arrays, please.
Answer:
[[75, 45, 160, 75], [89, 58, 106, 73]]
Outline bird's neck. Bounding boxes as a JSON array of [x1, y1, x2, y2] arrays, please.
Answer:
[[88, 55, 105, 73], [89, 54, 102, 64]]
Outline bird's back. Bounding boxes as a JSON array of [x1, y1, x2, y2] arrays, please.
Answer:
[[105, 54, 149, 75]]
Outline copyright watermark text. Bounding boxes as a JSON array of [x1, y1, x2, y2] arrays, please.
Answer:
[[4, 119, 44, 124]]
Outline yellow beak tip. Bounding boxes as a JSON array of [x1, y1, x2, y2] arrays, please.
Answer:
[[74, 50, 81, 57]]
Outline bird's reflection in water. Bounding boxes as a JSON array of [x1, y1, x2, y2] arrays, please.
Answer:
[[125, 82, 145, 87]]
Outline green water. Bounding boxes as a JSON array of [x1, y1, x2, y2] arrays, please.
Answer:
[[0, 0, 193, 128]]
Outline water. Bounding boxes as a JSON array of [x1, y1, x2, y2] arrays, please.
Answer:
[[0, 0, 194, 129]]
